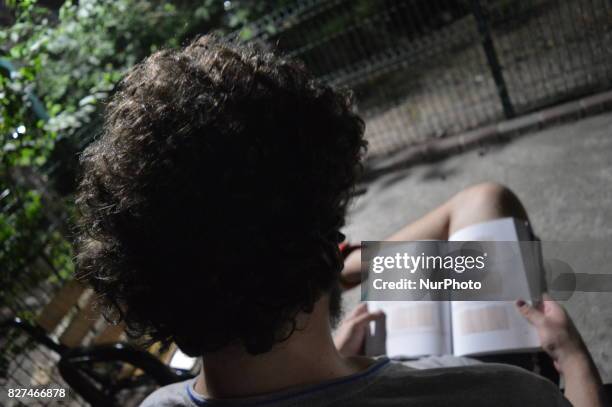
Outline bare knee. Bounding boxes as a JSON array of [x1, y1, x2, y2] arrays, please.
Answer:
[[458, 182, 512, 208], [449, 182, 529, 233]]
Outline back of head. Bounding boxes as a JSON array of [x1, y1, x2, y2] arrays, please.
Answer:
[[76, 35, 366, 356]]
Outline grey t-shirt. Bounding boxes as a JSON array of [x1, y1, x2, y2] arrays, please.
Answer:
[[140, 358, 571, 407]]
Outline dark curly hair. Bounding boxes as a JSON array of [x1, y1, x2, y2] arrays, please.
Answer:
[[75, 35, 366, 356]]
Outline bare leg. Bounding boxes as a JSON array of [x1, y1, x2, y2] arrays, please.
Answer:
[[341, 182, 530, 287]]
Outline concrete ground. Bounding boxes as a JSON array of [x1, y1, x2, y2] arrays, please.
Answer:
[[341, 111, 612, 382]]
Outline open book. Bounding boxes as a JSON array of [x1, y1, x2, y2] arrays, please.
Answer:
[[366, 217, 542, 358]]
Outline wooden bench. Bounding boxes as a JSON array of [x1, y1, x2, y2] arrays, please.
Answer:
[[30, 278, 185, 378]]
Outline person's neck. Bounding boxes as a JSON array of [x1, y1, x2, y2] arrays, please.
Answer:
[[193, 295, 369, 400]]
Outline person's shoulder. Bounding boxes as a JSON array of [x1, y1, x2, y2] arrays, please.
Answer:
[[373, 362, 570, 406], [385, 360, 547, 384], [139, 379, 194, 407]]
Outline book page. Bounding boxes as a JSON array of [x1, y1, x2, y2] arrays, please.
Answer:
[[449, 217, 527, 242], [450, 301, 539, 356], [449, 217, 541, 356], [366, 301, 452, 358]]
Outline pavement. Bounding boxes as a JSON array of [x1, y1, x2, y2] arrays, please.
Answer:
[[341, 111, 612, 382]]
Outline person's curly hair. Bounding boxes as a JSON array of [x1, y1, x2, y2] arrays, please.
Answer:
[[75, 35, 366, 356]]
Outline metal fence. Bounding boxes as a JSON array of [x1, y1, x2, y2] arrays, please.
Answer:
[[0, 170, 90, 406], [236, 0, 612, 157]]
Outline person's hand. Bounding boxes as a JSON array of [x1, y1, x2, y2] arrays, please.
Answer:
[[517, 295, 607, 407], [333, 303, 384, 357], [515, 294, 587, 373]]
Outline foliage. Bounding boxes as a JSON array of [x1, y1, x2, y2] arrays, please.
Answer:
[[0, 1, 276, 373]]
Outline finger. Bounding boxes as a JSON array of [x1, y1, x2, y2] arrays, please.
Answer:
[[350, 310, 385, 328], [540, 293, 554, 309], [346, 303, 368, 320], [541, 292, 561, 312], [515, 299, 545, 326], [540, 294, 568, 319]]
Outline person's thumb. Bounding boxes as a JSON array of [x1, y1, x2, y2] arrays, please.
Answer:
[[515, 299, 545, 326]]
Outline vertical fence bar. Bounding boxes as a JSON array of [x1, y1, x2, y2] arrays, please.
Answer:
[[470, 0, 515, 118]]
